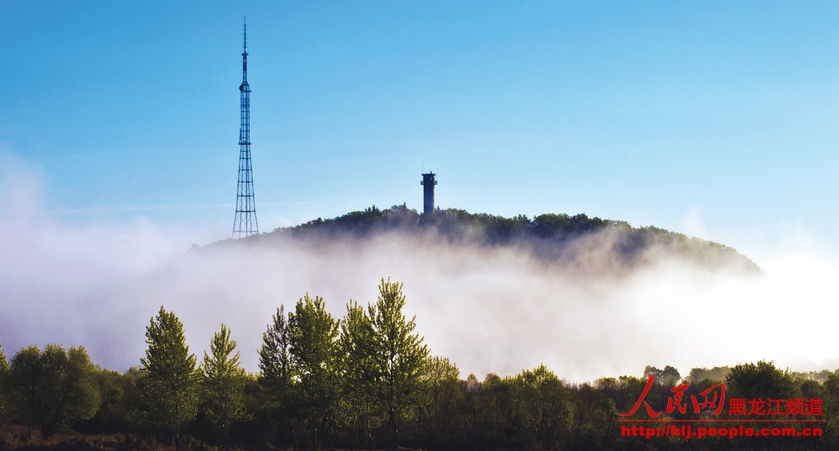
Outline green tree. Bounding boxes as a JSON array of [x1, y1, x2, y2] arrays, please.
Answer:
[[73, 366, 138, 434], [138, 306, 198, 450], [258, 305, 299, 447], [201, 324, 248, 451], [368, 278, 429, 449], [338, 299, 380, 450], [643, 365, 681, 387], [725, 361, 801, 448], [822, 373, 839, 447], [6, 344, 100, 436], [509, 364, 573, 450], [422, 356, 463, 445], [726, 360, 799, 400], [288, 294, 340, 450], [685, 366, 731, 384]]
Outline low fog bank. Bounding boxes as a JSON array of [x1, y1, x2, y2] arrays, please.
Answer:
[[3, 216, 838, 383], [247, 205, 761, 277], [188, 233, 836, 382], [2, 158, 837, 383]]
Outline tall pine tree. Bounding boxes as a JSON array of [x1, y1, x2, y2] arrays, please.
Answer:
[[139, 306, 198, 450], [368, 278, 429, 449], [201, 324, 248, 451], [258, 305, 298, 446], [339, 300, 381, 450], [288, 294, 340, 450]]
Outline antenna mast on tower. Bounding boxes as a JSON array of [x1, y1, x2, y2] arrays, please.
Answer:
[[233, 17, 258, 237]]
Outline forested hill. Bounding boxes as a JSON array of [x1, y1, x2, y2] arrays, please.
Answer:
[[232, 205, 760, 274]]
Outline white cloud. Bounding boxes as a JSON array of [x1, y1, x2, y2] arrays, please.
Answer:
[[2, 152, 839, 383]]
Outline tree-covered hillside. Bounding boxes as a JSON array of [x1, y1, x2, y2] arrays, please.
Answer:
[[233, 205, 760, 274]]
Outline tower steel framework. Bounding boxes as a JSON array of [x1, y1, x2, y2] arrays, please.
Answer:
[[233, 18, 258, 237]]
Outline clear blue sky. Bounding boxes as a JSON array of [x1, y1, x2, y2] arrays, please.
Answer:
[[2, 1, 839, 254]]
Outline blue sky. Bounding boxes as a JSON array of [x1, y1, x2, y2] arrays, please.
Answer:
[[2, 1, 839, 255]]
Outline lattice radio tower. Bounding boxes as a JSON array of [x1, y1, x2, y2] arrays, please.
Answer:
[[233, 17, 258, 237]]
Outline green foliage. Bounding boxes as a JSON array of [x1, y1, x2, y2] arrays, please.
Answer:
[[793, 369, 833, 383], [288, 294, 340, 448], [6, 344, 100, 436], [423, 356, 463, 444], [73, 366, 138, 434], [259, 305, 296, 430], [368, 278, 430, 448], [262, 205, 760, 273], [685, 366, 731, 384], [338, 299, 380, 449], [462, 372, 514, 446], [726, 360, 800, 400], [643, 365, 681, 387], [259, 306, 293, 389], [822, 374, 839, 446], [566, 382, 619, 450], [334, 279, 431, 448], [509, 364, 573, 450], [12, 282, 834, 450], [138, 306, 198, 449], [201, 324, 248, 450]]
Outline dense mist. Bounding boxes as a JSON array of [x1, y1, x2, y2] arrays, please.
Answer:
[[2, 154, 838, 383]]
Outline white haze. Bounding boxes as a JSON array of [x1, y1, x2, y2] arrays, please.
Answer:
[[2, 155, 839, 383]]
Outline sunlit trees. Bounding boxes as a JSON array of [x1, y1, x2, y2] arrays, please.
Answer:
[[288, 294, 340, 449], [369, 278, 429, 449], [16, 280, 837, 450], [335, 279, 429, 449], [258, 305, 298, 446], [5, 344, 100, 436], [422, 356, 463, 445], [201, 324, 248, 451], [338, 299, 380, 450], [138, 306, 198, 450], [509, 364, 573, 450]]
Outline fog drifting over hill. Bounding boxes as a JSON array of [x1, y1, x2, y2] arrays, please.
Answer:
[[2, 154, 838, 383]]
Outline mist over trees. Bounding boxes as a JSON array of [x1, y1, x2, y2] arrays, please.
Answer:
[[224, 205, 760, 274], [1, 279, 837, 450]]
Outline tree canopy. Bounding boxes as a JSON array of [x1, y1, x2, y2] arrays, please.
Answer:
[[5, 344, 100, 436], [368, 278, 430, 449], [139, 306, 199, 450], [235, 205, 761, 273], [201, 324, 248, 451]]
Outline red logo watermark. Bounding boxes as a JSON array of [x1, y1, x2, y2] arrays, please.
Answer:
[[618, 374, 824, 441]]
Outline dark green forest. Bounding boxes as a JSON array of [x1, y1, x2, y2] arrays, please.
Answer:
[[226, 206, 760, 274], [0, 278, 835, 451]]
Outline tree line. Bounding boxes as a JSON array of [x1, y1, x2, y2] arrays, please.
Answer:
[[236, 205, 759, 274], [0, 278, 837, 450]]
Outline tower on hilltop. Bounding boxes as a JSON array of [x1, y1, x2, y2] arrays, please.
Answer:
[[421, 172, 437, 215], [233, 17, 258, 238]]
